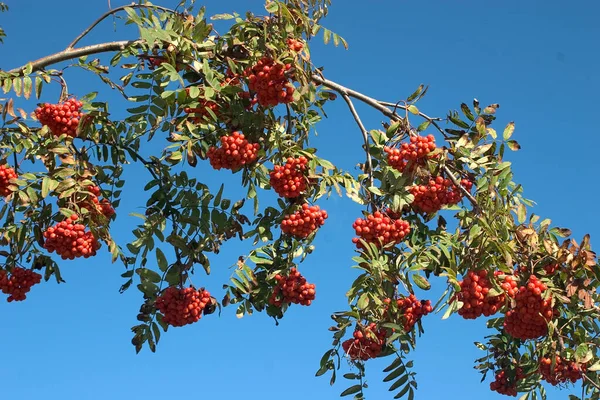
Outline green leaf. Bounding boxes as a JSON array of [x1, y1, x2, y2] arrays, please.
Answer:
[[517, 203, 526, 224], [460, 103, 475, 121], [407, 105, 419, 115], [407, 85, 424, 102], [507, 140, 521, 151], [210, 13, 234, 20], [412, 274, 431, 290], [383, 366, 406, 382], [383, 357, 403, 373], [503, 122, 515, 140], [155, 248, 168, 272], [213, 183, 224, 207], [340, 385, 362, 397], [368, 186, 383, 196], [389, 374, 409, 391], [265, 1, 279, 13]]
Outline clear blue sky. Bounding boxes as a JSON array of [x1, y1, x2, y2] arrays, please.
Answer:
[[1, 1, 599, 399]]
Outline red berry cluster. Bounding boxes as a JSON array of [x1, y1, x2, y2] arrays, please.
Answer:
[[269, 156, 308, 198], [43, 214, 101, 260], [351, 211, 410, 250], [35, 98, 83, 138], [155, 286, 211, 327], [0, 267, 42, 302], [85, 185, 115, 219], [207, 132, 260, 171], [281, 204, 328, 238], [342, 323, 387, 361], [395, 294, 433, 332], [409, 176, 473, 213], [287, 38, 304, 52], [384, 135, 436, 172], [504, 275, 553, 340], [539, 355, 585, 386], [244, 57, 295, 107], [456, 270, 517, 319], [489, 368, 524, 397], [268, 267, 316, 307], [0, 164, 17, 197]]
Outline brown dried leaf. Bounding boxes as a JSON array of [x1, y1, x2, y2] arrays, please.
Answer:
[[6, 98, 15, 118], [236, 256, 244, 269], [543, 239, 556, 256]]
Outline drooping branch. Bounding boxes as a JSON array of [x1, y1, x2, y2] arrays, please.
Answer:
[[340, 93, 375, 194], [7, 40, 140, 74], [67, 3, 178, 49], [312, 74, 480, 210], [378, 100, 446, 138], [4, 40, 480, 211]]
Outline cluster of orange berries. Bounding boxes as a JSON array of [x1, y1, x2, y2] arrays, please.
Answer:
[[155, 286, 212, 327], [244, 57, 295, 107], [504, 275, 553, 340], [385, 135, 436, 172], [0, 164, 17, 197], [85, 185, 115, 219], [35, 98, 83, 138], [342, 323, 387, 361], [0, 267, 42, 302], [539, 355, 585, 386], [456, 270, 517, 319], [43, 214, 101, 260], [287, 38, 304, 52], [489, 368, 524, 397], [391, 294, 433, 332], [269, 267, 316, 307], [543, 263, 560, 275], [269, 156, 308, 198], [281, 204, 328, 238], [207, 132, 260, 171], [351, 211, 411, 250], [409, 177, 472, 213]]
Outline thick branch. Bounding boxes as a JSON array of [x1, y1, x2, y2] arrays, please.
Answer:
[[340, 93, 375, 191], [7, 40, 140, 74], [67, 3, 177, 49]]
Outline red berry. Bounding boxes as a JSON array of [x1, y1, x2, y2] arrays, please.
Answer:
[[269, 156, 309, 198], [409, 177, 473, 213], [342, 323, 387, 361], [268, 267, 315, 307], [0, 267, 42, 302], [42, 214, 101, 260], [243, 57, 295, 108], [155, 286, 211, 327], [35, 98, 84, 138], [503, 275, 553, 340], [489, 367, 524, 397], [385, 134, 436, 172], [281, 203, 327, 238], [207, 131, 260, 171], [539, 355, 585, 386], [352, 211, 410, 250], [0, 164, 18, 197]]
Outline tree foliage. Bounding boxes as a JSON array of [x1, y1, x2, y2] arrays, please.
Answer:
[[0, 1, 599, 399]]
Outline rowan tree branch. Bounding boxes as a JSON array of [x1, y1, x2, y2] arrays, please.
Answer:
[[312, 74, 479, 210], [4, 40, 479, 211], [340, 93, 374, 193], [67, 3, 177, 49]]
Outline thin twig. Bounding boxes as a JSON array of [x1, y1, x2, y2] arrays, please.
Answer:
[[442, 165, 478, 209], [583, 374, 600, 391], [379, 100, 447, 138], [341, 93, 374, 191], [67, 3, 177, 49]]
